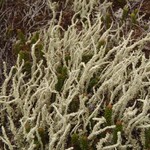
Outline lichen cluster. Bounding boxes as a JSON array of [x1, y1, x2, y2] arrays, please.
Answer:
[[0, 0, 150, 150]]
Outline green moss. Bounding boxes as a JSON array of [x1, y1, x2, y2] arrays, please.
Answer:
[[6, 26, 14, 37], [55, 74, 65, 92], [113, 120, 123, 143], [65, 54, 71, 66], [25, 121, 31, 133], [17, 29, 26, 44], [23, 61, 32, 74], [12, 67, 17, 75], [71, 133, 81, 150], [56, 65, 68, 75], [38, 127, 49, 145], [145, 128, 150, 149], [130, 9, 138, 24], [79, 135, 89, 150], [104, 104, 113, 126], [0, 0, 5, 6], [130, 13, 137, 24], [117, 0, 126, 4], [144, 25, 149, 31], [82, 54, 93, 64], [38, 127, 45, 139], [71, 134, 90, 150], [122, 6, 129, 21], [55, 66, 68, 92], [102, 12, 112, 29], [86, 118, 96, 134], [32, 127, 49, 149], [13, 42, 23, 55], [34, 136, 41, 149], [12, 31, 46, 78], [31, 32, 40, 44], [87, 76, 99, 93], [68, 95, 80, 113], [19, 50, 30, 61], [97, 39, 106, 49], [35, 43, 45, 61], [50, 92, 56, 103]]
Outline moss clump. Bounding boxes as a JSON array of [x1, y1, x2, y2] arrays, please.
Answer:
[[33, 127, 49, 149], [19, 50, 30, 61], [104, 104, 113, 126], [82, 54, 93, 64], [97, 39, 106, 49], [122, 6, 129, 21], [17, 29, 26, 44], [113, 120, 123, 143], [130, 9, 138, 25], [12, 31, 45, 77], [23, 61, 32, 76], [37, 127, 49, 145], [145, 128, 150, 149], [5, 26, 14, 37], [13, 42, 24, 55], [30, 32, 40, 44], [55, 66, 68, 92], [87, 76, 99, 93], [71, 133, 90, 150], [71, 133, 81, 150], [79, 135, 89, 150], [117, 0, 126, 5], [35, 42, 45, 62], [25, 121, 31, 133], [65, 54, 71, 66], [55, 75, 66, 92], [0, 0, 4, 6], [68, 95, 80, 113], [102, 12, 112, 29]]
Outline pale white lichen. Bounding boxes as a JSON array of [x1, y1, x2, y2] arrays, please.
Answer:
[[0, 0, 150, 150]]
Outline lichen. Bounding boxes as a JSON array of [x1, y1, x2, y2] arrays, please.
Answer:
[[0, 0, 150, 150]]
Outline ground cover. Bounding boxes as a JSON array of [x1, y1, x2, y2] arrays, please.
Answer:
[[0, 0, 150, 149]]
